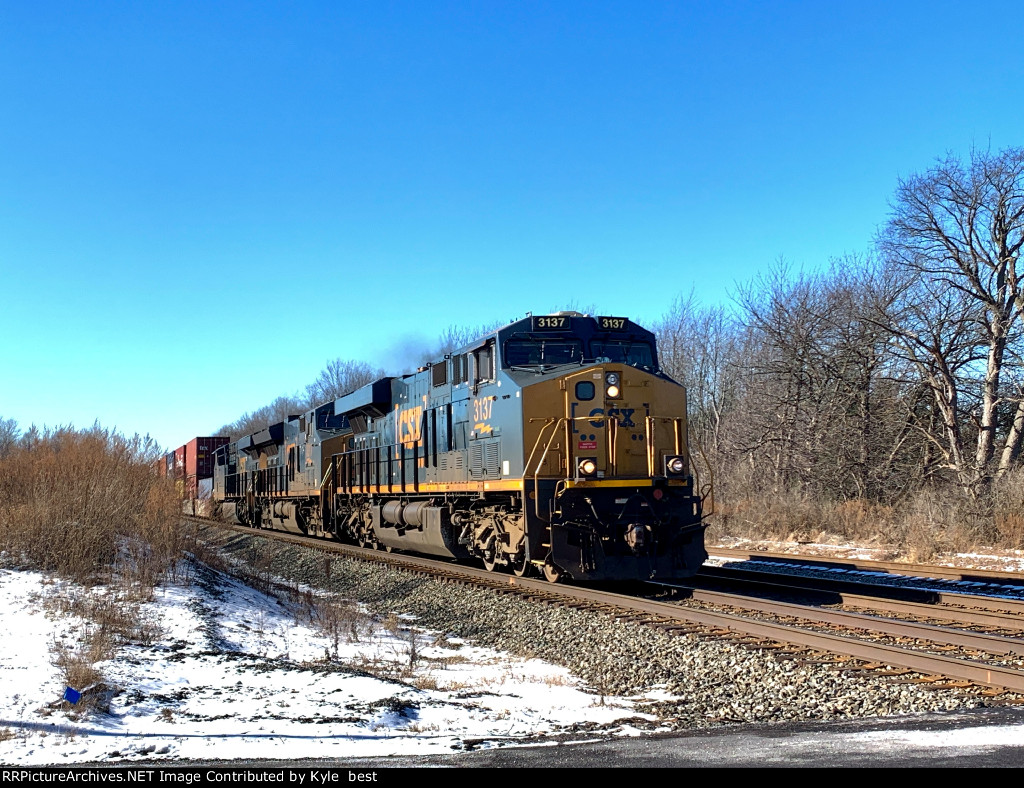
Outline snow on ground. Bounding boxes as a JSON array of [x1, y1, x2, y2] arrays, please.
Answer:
[[6, 544, 1024, 767], [0, 563, 660, 766]]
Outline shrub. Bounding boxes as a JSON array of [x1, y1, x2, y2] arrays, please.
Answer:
[[0, 425, 183, 585]]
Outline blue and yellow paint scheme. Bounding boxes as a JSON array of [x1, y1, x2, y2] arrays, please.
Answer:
[[213, 313, 709, 582]]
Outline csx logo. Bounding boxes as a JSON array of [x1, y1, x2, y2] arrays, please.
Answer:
[[588, 408, 635, 428], [398, 406, 422, 446]]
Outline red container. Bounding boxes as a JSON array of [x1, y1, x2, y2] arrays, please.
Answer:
[[185, 437, 229, 479], [166, 437, 229, 500]]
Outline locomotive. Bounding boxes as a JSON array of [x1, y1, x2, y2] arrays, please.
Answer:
[[211, 312, 709, 582]]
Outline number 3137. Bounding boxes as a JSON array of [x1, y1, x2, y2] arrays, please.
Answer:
[[473, 398, 493, 421]]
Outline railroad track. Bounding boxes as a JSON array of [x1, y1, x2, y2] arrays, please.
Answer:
[[689, 566, 1024, 633], [188, 516, 1024, 700], [696, 563, 1024, 622], [706, 546, 1024, 587]]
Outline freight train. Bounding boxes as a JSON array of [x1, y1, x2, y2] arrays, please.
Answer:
[[207, 312, 710, 582]]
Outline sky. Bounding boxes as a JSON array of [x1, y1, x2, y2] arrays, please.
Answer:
[[2, 1, 1023, 450]]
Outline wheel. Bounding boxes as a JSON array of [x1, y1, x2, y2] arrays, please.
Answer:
[[481, 546, 498, 572], [542, 560, 563, 583], [511, 551, 531, 578]]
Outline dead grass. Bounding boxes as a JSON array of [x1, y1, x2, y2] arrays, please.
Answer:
[[411, 675, 440, 691], [42, 588, 162, 647], [991, 469, 1024, 551], [50, 627, 116, 716], [709, 478, 1024, 560], [382, 612, 402, 634], [307, 598, 367, 658], [43, 584, 164, 718]]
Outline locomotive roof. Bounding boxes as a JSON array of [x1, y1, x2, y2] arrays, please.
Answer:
[[449, 312, 655, 353], [499, 312, 654, 340]]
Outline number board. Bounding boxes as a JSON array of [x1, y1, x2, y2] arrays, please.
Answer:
[[598, 316, 628, 330], [532, 315, 570, 330]]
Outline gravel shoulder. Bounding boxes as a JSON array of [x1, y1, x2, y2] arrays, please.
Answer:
[[199, 527, 1007, 739]]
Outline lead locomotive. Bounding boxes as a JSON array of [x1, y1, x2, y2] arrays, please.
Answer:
[[212, 313, 709, 582]]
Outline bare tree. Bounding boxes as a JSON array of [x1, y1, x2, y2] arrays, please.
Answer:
[[880, 146, 1024, 488], [212, 395, 306, 441], [721, 258, 922, 503], [305, 359, 385, 407], [0, 417, 19, 458], [651, 292, 740, 461], [871, 259, 985, 493]]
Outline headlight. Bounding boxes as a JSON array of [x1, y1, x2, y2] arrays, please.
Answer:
[[577, 458, 597, 476], [606, 384, 621, 399], [606, 372, 619, 385], [664, 455, 687, 476]]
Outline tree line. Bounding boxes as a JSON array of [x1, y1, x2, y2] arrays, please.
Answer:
[[658, 146, 1024, 552]]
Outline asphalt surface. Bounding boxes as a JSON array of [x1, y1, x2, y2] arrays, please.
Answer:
[[87, 705, 1024, 769], [322, 706, 1024, 767]]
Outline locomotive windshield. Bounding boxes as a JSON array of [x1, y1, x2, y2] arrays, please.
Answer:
[[504, 336, 583, 367], [591, 338, 655, 368]]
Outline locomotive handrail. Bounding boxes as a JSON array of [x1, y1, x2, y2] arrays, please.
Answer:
[[524, 418, 559, 478], [528, 411, 638, 521], [319, 459, 334, 529], [643, 415, 688, 476], [332, 440, 412, 494], [527, 417, 562, 520]]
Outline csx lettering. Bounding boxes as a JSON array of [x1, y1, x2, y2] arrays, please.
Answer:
[[398, 406, 422, 446], [588, 407, 635, 428], [473, 397, 493, 422]]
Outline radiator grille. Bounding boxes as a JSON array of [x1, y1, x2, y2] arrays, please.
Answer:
[[470, 440, 501, 478]]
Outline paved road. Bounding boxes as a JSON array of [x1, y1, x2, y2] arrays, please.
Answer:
[[137, 706, 1024, 769], [328, 707, 1024, 768]]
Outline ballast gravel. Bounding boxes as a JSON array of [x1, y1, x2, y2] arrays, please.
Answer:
[[200, 528, 1004, 733]]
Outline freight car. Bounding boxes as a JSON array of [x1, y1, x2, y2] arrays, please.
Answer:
[[162, 436, 230, 515], [210, 312, 710, 582]]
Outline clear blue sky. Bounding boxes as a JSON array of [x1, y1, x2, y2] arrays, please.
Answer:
[[2, 1, 1022, 451]]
